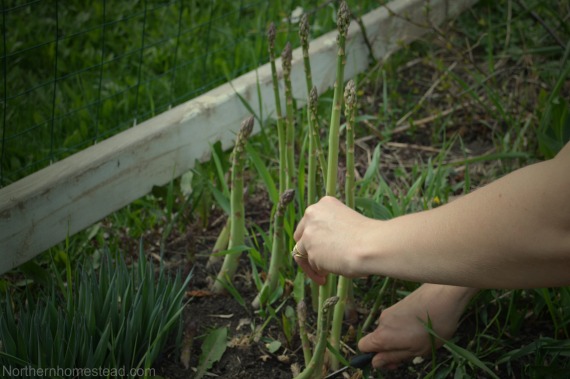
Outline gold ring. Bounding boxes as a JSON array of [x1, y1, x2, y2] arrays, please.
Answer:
[[291, 244, 308, 260]]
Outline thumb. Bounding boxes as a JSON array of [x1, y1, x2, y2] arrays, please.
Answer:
[[358, 331, 380, 353]]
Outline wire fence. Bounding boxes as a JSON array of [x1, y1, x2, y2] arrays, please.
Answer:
[[0, 0, 382, 188]]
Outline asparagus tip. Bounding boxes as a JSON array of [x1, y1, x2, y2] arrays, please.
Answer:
[[324, 296, 340, 311], [344, 80, 356, 108], [309, 86, 318, 112], [299, 14, 309, 44], [279, 188, 295, 209], [240, 116, 254, 138], [282, 42, 292, 73], [337, 1, 350, 37], [267, 22, 276, 47]]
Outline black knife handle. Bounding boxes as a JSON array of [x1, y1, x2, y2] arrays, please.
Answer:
[[349, 352, 375, 368]]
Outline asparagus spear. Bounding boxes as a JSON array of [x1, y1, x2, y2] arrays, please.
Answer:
[[330, 80, 356, 369], [343, 81, 356, 211], [301, 13, 318, 209], [267, 23, 288, 197], [206, 218, 230, 269], [313, 1, 351, 372], [252, 189, 295, 308], [325, 1, 350, 200], [293, 296, 339, 379], [282, 42, 296, 189], [319, 0, 351, 325], [299, 13, 313, 97], [297, 299, 312, 367], [307, 86, 321, 312], [212, 116, 254, 293], [309, 87, 327, 188]]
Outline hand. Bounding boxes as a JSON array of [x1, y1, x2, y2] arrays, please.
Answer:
[[358, 284, 477, 369], [293, 196, 375, 285]]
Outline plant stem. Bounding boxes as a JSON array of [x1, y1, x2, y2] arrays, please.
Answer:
[[302, 13, 318, 209], [252, 189, 295, 309], [282, 42, 295, 190], [330, 81, 356, 370], [268, 23, 287, 197], [212, 116, 254, 294], [322, 0, 350, 314], [299, 14, 313, 97], [293, 296, 339, 379], [322, 3, 349, 304], [344, 81, 356, 210], [297, 299, 312, 367], [206, 218, 230, 269], [314, 2, 350, 371], [325, 1, 349, 199], [309, 87, 327, 192], [362, 277, 391, 332]]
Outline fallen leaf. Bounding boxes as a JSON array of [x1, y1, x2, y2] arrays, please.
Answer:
[[228, 335, 251, 348], [277, 354, 290, 363], [186, 289, 215, 297], [290, 363, 301, 377], [412, 356, 424, 365], [265, 339, 281, 353], [236, 318, 251, 331], [208, 314, 234, 319], [259, 354, 271, 362]]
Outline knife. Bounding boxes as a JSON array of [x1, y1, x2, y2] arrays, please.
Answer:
[[324, 352, 375, 378]]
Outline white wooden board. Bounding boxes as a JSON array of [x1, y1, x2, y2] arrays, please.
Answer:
[[0, 0, 478, 274]]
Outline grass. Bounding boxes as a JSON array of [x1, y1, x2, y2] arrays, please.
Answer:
[[1, 0, 569, 378], [0, 0, 381, 187]]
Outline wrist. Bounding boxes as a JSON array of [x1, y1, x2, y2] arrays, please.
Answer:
[[355, 212, 432, 281], [351, 218, 390, 277]]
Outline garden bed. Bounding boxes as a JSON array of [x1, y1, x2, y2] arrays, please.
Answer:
[[2, 1, 569, 378]]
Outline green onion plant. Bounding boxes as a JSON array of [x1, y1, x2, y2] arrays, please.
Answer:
[[0, 249, 190, 378]]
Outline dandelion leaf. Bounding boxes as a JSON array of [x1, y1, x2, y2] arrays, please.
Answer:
[[194, 327, 228, 379]]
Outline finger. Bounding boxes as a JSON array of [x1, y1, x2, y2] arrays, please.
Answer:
[[293, 241, 328, 284], [371, 350, 416, 369], [386, 362, 400, 370], [293, 214, 306, 241], [294, 256, 326, 285], [358, 330, 383, 353], [358, 322, 411, 352]]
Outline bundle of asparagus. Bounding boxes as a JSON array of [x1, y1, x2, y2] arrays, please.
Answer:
[[210, 3, 366, 377]]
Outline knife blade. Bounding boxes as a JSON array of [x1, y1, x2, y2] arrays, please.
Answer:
[[324, 352, 375, 378]]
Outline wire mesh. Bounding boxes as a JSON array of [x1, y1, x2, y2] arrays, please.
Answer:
[[0, 0, 379, 187]]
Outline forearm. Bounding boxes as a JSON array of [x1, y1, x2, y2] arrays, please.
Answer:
[[360, 147, 570, 288]]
